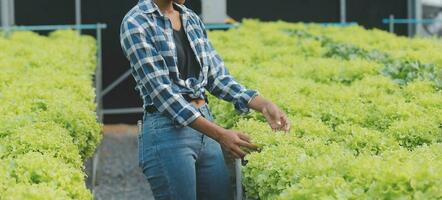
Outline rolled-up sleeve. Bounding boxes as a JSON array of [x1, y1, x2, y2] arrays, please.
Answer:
[[198, 20, 259, 114], [120, 17, 201, 126]]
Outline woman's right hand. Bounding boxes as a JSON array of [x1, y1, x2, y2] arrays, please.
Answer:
[[189, 116, 258, 159], [216, 128, 258, 159]]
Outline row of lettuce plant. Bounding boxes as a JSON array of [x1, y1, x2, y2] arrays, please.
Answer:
[[283, 29, 442, 89], [207, 20, 442, 199], [0, 30, 102, 199]]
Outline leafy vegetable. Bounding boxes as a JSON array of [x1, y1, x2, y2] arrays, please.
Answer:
[[208, 20, 442, 199], [0, 30, 101, 199]]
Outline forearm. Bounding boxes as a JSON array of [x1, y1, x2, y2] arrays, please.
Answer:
[[188, 95, 270, 138], [189, 116, 225, 141], [247, 95, 272, 113]]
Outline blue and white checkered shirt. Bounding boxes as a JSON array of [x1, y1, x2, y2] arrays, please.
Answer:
[[120, 0, 259, 127]]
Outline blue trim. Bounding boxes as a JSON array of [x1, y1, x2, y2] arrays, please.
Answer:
[[205, 23, 239, 30], [318, 22, 358, 26], [0, 24, 107, 31], [382, 18, 442, 24], [204, 22, 357, 31]]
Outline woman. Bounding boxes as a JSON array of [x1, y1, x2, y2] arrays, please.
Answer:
[[120, 0, 291, 199]]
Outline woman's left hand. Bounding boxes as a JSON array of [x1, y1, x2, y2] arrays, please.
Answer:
[[261, 102, 290, 132], [248, 95, 291, 132]]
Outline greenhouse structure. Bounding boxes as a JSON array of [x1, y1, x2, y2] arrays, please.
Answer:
[[1, 0, 441, 199]]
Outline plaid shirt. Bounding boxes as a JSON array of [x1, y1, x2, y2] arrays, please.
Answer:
[[120, 0, 259, 127]]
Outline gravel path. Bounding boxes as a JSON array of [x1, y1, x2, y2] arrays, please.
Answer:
[[85, 125, 154, 200]]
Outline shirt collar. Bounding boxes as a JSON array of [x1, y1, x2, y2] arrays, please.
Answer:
[[137, 0, 157, 14], [138, 0, 189, 16]]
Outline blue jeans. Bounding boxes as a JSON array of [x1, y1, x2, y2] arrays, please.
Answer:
[[138, 103, 232, 200]]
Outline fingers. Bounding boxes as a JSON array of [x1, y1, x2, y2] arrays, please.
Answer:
[[268, 109, 291, 132], [226, 133, 258, 159], [238, 132, 251, 143], [269, 120, 280, 131], [283, 119, 291, 132], [229, 150, 241, 159], [272, 113, 282, 130], [231, 146, 246, 158], [269, 109, 283, 131], [263, 103, 291, 132], [280, 114, 291, 132], [238, 140, 259, 150], [269, 113, 283, 131], [264, 106, 281, 131], [237, 132, 259, 149]]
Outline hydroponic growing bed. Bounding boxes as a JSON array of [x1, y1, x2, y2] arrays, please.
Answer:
[[0, 30, 102, 199], [208, 20, 442, 199]]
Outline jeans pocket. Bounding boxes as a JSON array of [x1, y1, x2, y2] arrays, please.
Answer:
[[145, 112, 178, 130], [207, 107, 216, 122], [138, 132, 159, 167], [154, 115, 178, 130], [200, 104, 215, 122]]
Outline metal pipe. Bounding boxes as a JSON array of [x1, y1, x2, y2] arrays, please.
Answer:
[[415, 0, 422, 35], [389, 15, 395, 33], [92, 25, 103, 197], [91, 147, 100, 195], [96, 24, 103, 122], [407, 0, 414, 36], [100, 69, 133, 99], [382, 18, 442, 24], [1, 0, 10, 35], [8, 0, 14, 25], [75, 0, 81, 34], [102, 107, 144, 115], [235, 159, 243, 200], [340, 0, 347, 23], [0, 24, 107, 31], [205, 23, 239, 30]]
